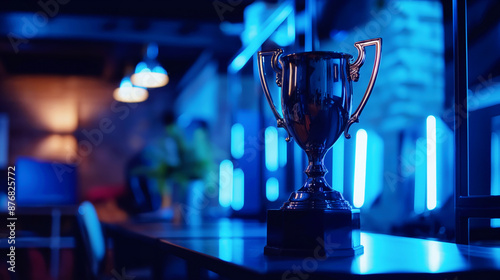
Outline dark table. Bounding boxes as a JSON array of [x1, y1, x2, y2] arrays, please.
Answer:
[[105, 219, 500, 280]]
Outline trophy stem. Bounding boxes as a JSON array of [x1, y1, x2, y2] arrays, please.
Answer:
[[303, 149, 331, 192], [282, 149, 351, 210]]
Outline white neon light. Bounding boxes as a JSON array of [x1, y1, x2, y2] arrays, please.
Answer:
[[231, 123, 244, 159], [266, 177, 279, 202], [426, 116, 437, 211], [231, 168, 244, 211], [219, 160, 233, 207], [265, 127, 279, 171], [353, 129, 368, 208]]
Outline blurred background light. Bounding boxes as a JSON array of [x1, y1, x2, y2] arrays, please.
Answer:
[[265, 126, 278, 172], [34, 134, 77, 162], [266, 177, 279, 202], [426, 116, 437, 211], [331, 137, 344, 193], [176, 113, 192, 128], [329, 29, 348, 42], [219, 160, 233, 208], [231, 123, 245, 159], [492, 132, 500, 228], [365, 131, 384, 209], [113, 76, 149, 103], [294, 143, 304, 192], [353, 129, 368, 208], [492, 132, 500, 196], [131, 43, 169, 88], [232, 168, 244, 211], [228, 2, 293, 73]]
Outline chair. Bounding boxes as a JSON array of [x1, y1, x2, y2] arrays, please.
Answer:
[[77, 201, 106, 279], [77, 201, 157, 280]]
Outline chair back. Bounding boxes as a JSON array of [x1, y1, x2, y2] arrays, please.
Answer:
[[77, 201, 105, 278]]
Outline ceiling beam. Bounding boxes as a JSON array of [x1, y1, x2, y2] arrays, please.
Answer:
[[0, 12, 239, 52]]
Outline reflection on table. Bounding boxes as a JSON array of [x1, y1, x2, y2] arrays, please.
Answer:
[[106, 219, 500, 279]]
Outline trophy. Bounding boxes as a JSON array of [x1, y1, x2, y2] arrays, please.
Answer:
[[258, 38, 382, 257]]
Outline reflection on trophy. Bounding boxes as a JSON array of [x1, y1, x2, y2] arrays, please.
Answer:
[[258, 38, 382, 257]]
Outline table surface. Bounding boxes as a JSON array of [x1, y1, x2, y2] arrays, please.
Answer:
[[106, 219, 500, 279]]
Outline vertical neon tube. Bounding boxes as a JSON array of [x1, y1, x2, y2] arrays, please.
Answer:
[[491, 133, 500, 227], [219, 160, 233, 207], [231, 123, 244, 159], [331, 137, 344, 193], [265, 127, 279, 171], [266, 177, 280, 201], [426, 116, 437, 211], [353, 129, 367, 208], [232, 168, 244, 211], [491, 132, 500, 195]]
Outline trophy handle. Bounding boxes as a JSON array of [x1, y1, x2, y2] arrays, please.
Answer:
[[257, 49, 293, 142], [344, 38, 382, 139]]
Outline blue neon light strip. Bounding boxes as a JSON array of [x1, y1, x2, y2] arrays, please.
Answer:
[[266, 177, 280, 201], [492, 132, 500, 195], [265, 127, 279, 171], [353, 129, 367, 208], [219, 160, 233, 208], [231, 123, 245, 159], [228, 3, 293, 73], [232, 168, 244, 211], [331, 137, 344, 193], [426, 116, 437, 211], [491, 133, 500, 227]]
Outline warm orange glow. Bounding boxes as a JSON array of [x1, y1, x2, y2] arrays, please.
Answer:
[[33, 134, 77, 162], [18, 99, 78, 133], [3, 75, 114, 133], [41, 101, 79, 133]]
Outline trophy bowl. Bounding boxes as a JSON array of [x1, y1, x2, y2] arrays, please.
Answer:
[[258, 38, 382, 257]]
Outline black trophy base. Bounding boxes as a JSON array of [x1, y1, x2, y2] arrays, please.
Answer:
[[265, 209, 363, 257]]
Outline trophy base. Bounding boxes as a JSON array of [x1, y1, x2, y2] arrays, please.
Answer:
[[264, 209, 363, 257]]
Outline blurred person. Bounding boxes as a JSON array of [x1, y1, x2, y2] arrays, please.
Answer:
[[123, 112, 214, 221]]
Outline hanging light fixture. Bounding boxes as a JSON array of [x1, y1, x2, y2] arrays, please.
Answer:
[[131, 42, 169, 88], [113, 76, 149, 103]]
